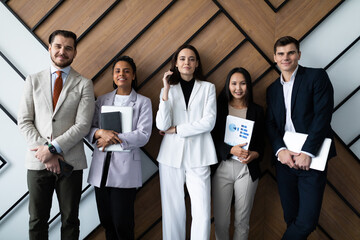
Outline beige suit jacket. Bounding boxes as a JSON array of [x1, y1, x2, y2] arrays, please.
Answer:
[[18, 67, 95, 170]]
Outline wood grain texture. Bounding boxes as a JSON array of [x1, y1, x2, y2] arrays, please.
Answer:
[[7, 0, 58, 29], [73, 0, 171, 79], [34, 0, 116, 45], [93, 0, 218, 96], [275, 0, 342, 40], [327, 139, 360, 213], [207, 41, 270, 95], [6, 0, 357, 239], [319, 184, 360, 239], [134, 174, 162, 239], [217, 0, 276, 59]]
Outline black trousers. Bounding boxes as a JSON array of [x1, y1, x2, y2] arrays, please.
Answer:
[[276, 162, 327, 240], [95, 152, 137, 240], [27, 169, 83, 240]]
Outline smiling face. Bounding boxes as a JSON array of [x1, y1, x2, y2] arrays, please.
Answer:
[[49, 35, 77, 69], [175, 48, 199, 81], [274, 43, 301, 75], [113, 61, 135, 92], [229, 72, 247, 102]]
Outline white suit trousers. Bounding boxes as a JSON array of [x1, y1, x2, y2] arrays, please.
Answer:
[[212, 160, 258, 240], [159, 163, 211, 240]]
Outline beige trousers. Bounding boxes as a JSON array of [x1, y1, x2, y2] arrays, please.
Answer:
[[212, 160, 258, 240]]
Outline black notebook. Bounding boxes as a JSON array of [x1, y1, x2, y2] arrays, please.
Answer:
[[58, 158, 73, 178], [101, 111, 122, 133]]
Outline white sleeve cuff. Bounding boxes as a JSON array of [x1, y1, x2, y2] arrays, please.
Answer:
[[51, 140, 62, 153]]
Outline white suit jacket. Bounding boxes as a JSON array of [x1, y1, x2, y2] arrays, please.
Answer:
[[156, 80, 217, 168], [18, 67, 95, 170]]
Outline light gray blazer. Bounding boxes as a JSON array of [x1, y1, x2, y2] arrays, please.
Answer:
[[87, 89, 152, 188], [18, 67, 95, 170], [156, 80, 217, 168]]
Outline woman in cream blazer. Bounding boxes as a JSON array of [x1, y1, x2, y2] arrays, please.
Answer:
[[156, 45, 217, 240]]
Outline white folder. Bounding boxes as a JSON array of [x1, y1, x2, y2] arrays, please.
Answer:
[[282, 131, 332, 171], [224, 115, 254, 161], [99, 105, 133, 152]]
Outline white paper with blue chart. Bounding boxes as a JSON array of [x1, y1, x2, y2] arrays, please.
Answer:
[[224, 115, 254, 161]]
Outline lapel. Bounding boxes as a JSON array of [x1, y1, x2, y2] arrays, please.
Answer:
[[275, 78, 286, 127], [173, 83, 187, 110], [188, 80, 201, 108], [291, 65, 304, 113], [53, 68, 81, 116], [39, 68, 53, 114]]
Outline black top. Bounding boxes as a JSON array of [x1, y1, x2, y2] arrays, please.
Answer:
[[211, 92, 265, 182], [180, 78, 195, 108]]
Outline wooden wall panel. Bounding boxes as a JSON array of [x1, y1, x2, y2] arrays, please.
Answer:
[[118, 0, 218, 86], [34, 0, 116, 45], [319, 185, 360, 239], [275, 0, 341, 39], [327, 139, 360, 212], [207, 41, 270, 94], [134, 175, 162, 239], [188, 13, 245, 74], [6, 0, 358, 239], [217, 0, 276, 59], [93, 0, 218, 95], [7, 0, 58, 29], [73, 0, 171, 79], [252, 69, 279, 107], [267, 0, 285, 9]]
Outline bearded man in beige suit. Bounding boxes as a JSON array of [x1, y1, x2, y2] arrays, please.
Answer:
[[18, 30, 95, 240]]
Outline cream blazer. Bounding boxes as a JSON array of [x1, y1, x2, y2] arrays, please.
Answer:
[[18, 67, 95, 170], [156, 80, 217, 168]]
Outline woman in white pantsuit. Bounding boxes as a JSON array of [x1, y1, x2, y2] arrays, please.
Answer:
[[211, 68, 265, 240], [156, 44, 217, 240]]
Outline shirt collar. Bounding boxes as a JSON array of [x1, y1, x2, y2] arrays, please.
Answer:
[[280, 65, 299, 85], [51, 65, 71, 75]]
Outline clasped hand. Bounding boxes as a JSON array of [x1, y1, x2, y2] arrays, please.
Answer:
[[230, 143, 259, 164], [31, 145, 62, 174], [278, 149, 311, 170], [95, 129, 122, 152]]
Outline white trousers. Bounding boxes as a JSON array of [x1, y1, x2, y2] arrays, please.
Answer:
[[212, 160, 258, 240], [159, 163, 211, 240]]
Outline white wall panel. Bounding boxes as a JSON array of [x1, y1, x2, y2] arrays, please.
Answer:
[[332, 91, 360, 144], [0, 56, 24, 119], [0, 109, 28, 239], [300, 0, 360, 68], [0, 4, 48, 76], [327, 40, 360, 106], [350, 139, 360, 159]]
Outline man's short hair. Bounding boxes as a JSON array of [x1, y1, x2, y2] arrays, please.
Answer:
[[48, 30, 77, 49], [274, 36, 299, 54]]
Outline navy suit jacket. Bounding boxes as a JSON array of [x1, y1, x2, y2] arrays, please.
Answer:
[[266, 65, 336, 162]]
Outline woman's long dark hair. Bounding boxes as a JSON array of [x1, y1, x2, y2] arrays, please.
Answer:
[[218, 67, 253, 107], [168, 44, 206, 85], [112, 55, 138, 89]]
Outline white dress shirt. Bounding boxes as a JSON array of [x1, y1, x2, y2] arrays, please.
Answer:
[[276, 66, 314, 158]]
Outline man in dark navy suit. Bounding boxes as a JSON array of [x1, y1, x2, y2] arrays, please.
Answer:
[[266, 36, 336, 240]]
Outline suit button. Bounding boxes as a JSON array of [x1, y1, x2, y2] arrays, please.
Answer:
[[52, 119, 56, 122], [47, 137, 50, 139]]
